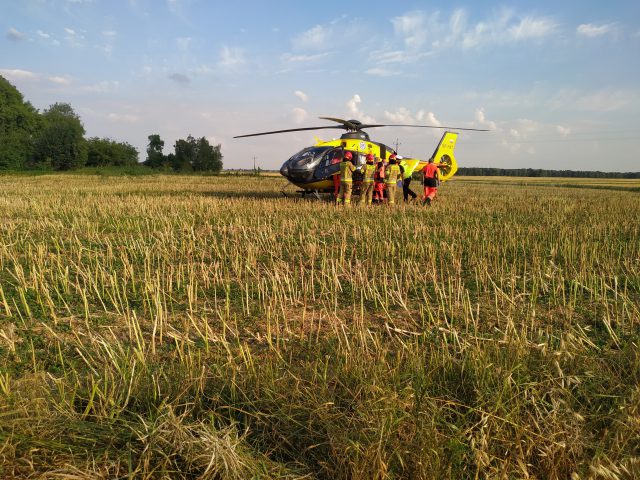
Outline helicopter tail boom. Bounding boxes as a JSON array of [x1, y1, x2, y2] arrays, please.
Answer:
[[423, 131, 459, 181]]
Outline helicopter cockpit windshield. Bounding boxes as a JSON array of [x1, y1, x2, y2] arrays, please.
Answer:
[[288, 147, 328, 170]]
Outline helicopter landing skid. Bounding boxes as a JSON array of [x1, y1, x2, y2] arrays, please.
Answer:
[[296, 189, 322, 200]]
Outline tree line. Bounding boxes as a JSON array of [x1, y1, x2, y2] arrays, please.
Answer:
[[0, 75, 223, 172], [457, 167, 640, 179]]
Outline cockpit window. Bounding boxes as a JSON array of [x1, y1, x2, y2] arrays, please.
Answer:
[[288, 147, 328, 163]]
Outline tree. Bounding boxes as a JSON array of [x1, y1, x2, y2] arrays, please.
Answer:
[[0, 75, 40, 169], [193, 136, 223, 172], [172, 135, 196, 171], [145, 134, 166, 168], [86, 137, 138, 167], [31, 102, 87, 170]]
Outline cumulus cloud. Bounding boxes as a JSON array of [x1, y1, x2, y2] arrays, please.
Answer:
[[346, 94, 376, 123], [294, 90, 308, 102], [217, 46, 246, 72], [168, 73, 190, 85], [577, 23, 616, 38], [474, 108, 497, 130], [291, 108, 308, 124], [36, 30, 50, 39], [384, 107, 413, 124], [7, 27, 25, 41]]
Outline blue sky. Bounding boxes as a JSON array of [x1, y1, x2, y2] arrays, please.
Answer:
[[2, 0, 639, 171]]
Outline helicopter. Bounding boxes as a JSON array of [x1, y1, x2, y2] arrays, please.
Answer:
[[234, 117, 488, 197]]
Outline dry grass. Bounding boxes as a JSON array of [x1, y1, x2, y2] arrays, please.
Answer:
[[0, 174, 639, 479]]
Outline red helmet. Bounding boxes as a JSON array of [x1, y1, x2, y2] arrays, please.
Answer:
[[366, 153, 374, 161], [389, 153, 396, 160], [344, 151, 353, 159]]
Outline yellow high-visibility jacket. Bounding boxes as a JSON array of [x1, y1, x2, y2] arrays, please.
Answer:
[[385, 164, 401, 185], [339, 160, 356, 182], [362, 163, 376, 183]]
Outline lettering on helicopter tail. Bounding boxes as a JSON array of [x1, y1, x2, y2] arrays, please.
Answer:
[[430, 132, 458, 182]]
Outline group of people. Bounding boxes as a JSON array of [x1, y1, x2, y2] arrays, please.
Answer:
[[333, 152, 441, 206]]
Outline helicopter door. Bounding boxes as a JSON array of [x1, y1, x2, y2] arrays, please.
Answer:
[[314, 148, 341, 180]]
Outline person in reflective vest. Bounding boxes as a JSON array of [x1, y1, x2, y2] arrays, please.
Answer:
[[398, 157, 417, 202], [385, 157, 401, 204], [337, 151, 356, 204], [359, 153, 376, 205], [422, 158, 440, 206]]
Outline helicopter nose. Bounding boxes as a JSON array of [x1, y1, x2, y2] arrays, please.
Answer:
[[280, 162, 289, 176]]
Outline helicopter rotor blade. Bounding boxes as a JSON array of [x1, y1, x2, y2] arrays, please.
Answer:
[[233, 125, 345, 138], [358, 124, 491, 132]]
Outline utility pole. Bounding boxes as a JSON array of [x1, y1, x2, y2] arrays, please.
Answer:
[[393, 138, 401, 153], [253, 156, 256, 171]]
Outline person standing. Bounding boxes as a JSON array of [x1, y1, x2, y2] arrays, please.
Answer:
[[399, 157, 417, 202], [422, 158, 440, 206], [374, 161, 386, 203], [385, 156, 401, 205], [359, 153, 376, 205], [337, 151, 356, 204]]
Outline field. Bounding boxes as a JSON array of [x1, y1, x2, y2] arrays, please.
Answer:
[[0, 174, 639, 479]]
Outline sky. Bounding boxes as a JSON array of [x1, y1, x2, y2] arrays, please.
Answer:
[[1, 0, 639, 171]]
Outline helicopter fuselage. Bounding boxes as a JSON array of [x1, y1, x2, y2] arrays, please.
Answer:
[[280, 131, 459, 192]]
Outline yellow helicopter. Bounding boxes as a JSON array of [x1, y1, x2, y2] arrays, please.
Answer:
[[234, 117, 488, 197]]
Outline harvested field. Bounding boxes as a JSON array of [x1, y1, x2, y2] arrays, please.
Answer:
[[1, 174, 639, 479]]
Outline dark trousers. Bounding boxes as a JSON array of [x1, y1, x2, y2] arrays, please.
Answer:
[[403, 177, 417, 201]]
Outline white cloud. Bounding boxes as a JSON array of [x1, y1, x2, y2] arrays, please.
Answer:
[[0, 69, 77, 87], [217, 46, 246, 72], [7, 27, 25, 41], [462, 9, 556, 49], [0, 69, 39, 81], [293, 25, 329, 51], [36, 30, 50, 39], [64, 27, 76, 35], [294, 90, 308, 102], [384, 107, 415, 124], [474, 108, 497, 130], [391, 11, 430, 50], [281, 52, 332, 64], [577, 23, 616, 38], [366, 67, 401, 76], [47, 75, 72, 85], [508, 17, 557, 40], [346, 94, 376, 123], [291, 108, 308, 124], [556, 125, 571, 136]]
